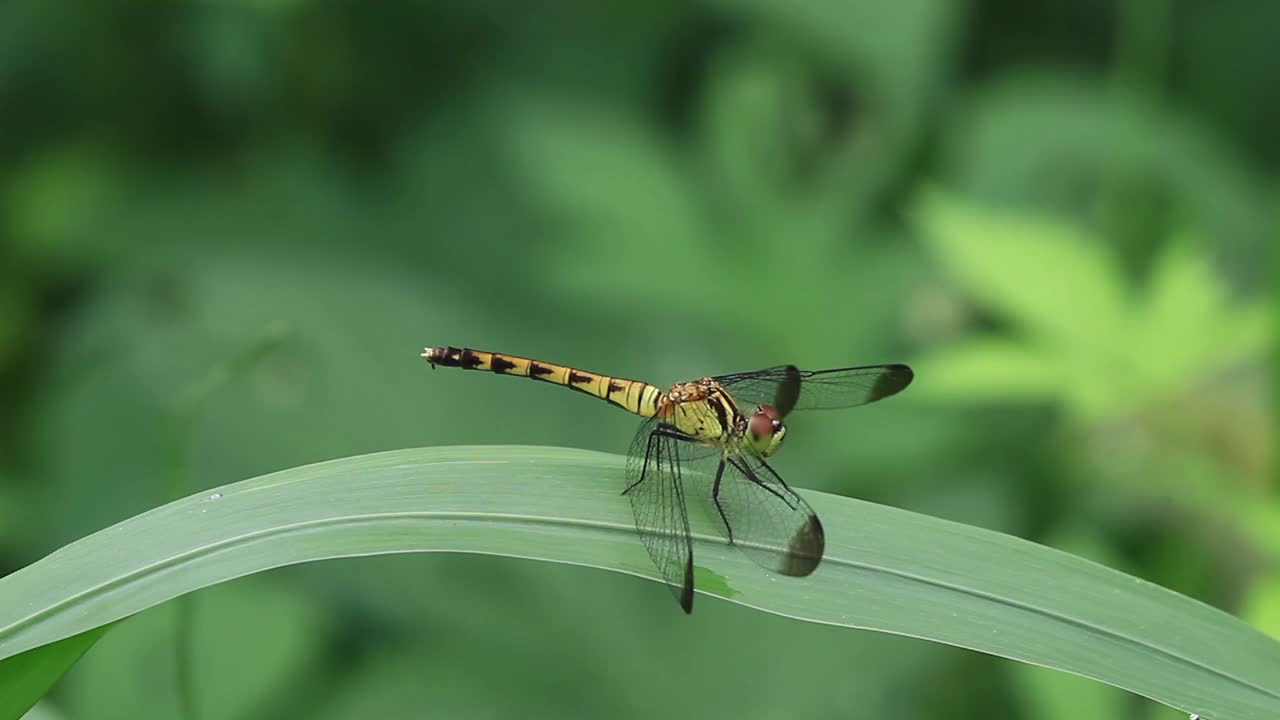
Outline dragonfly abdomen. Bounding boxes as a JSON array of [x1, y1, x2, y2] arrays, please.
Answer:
[[422, 346, 662, 417]]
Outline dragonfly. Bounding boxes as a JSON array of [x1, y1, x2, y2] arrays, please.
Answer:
[[421, 345, 913, 613]]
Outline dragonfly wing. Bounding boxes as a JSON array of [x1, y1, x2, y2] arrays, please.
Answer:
[[690, 452, 825, 576], [714, 364, 913, 416], [623, 420, 697, 613]]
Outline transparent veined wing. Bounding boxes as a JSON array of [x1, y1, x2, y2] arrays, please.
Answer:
[[714, 364, 913, 416], [685, 451, 825, 577], [623, 418, 697, 613]]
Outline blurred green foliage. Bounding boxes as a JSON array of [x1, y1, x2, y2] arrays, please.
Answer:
[[0, 1, 1273, 718]]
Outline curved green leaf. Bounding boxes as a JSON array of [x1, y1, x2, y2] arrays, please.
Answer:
[[0, 446, 1277, 719]]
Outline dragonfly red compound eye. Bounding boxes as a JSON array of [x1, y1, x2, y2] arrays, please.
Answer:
[[752, 404, 783, 434], [758, 403, 782, 422], [749, 411, 775, 438]]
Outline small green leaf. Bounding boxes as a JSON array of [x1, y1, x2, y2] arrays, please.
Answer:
[[914, 193, 1272, 421], [914, 190, 1127, 353], [0, 625, 111, 720], [1243, 574, 1280, 642], [1135, 237, 1272, 394], [908, 335, 1061, 402]]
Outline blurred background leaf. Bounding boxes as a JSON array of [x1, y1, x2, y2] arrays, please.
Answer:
[[0, 0, 1274, 718]]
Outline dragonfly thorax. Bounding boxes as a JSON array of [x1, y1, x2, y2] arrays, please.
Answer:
[[658, 379, 743, 445], [659, 381, 789, 458]]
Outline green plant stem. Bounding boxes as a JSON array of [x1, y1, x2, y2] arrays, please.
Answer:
[[1098, 0, 1172, 273], [163, 323, 291, 720]]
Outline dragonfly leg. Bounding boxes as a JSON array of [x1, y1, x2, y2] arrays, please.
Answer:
[[622, 425, 695, 495], [754, 459, 803, 510], [754, 459, 793, 489], [653, 427, 697, 441], [710, 459, 735, 544], [622, 425, 701, 491], [622, 433, 658, 495], [727, 456, 798, 511]]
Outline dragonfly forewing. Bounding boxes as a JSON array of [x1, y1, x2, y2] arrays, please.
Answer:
[[715, 364, 913, 416]]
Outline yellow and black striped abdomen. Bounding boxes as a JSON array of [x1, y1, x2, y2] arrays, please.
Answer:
[[422, 345, 662, 418]]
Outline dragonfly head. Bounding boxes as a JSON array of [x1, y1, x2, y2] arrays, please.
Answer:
[[747, 404, 787, 457]]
